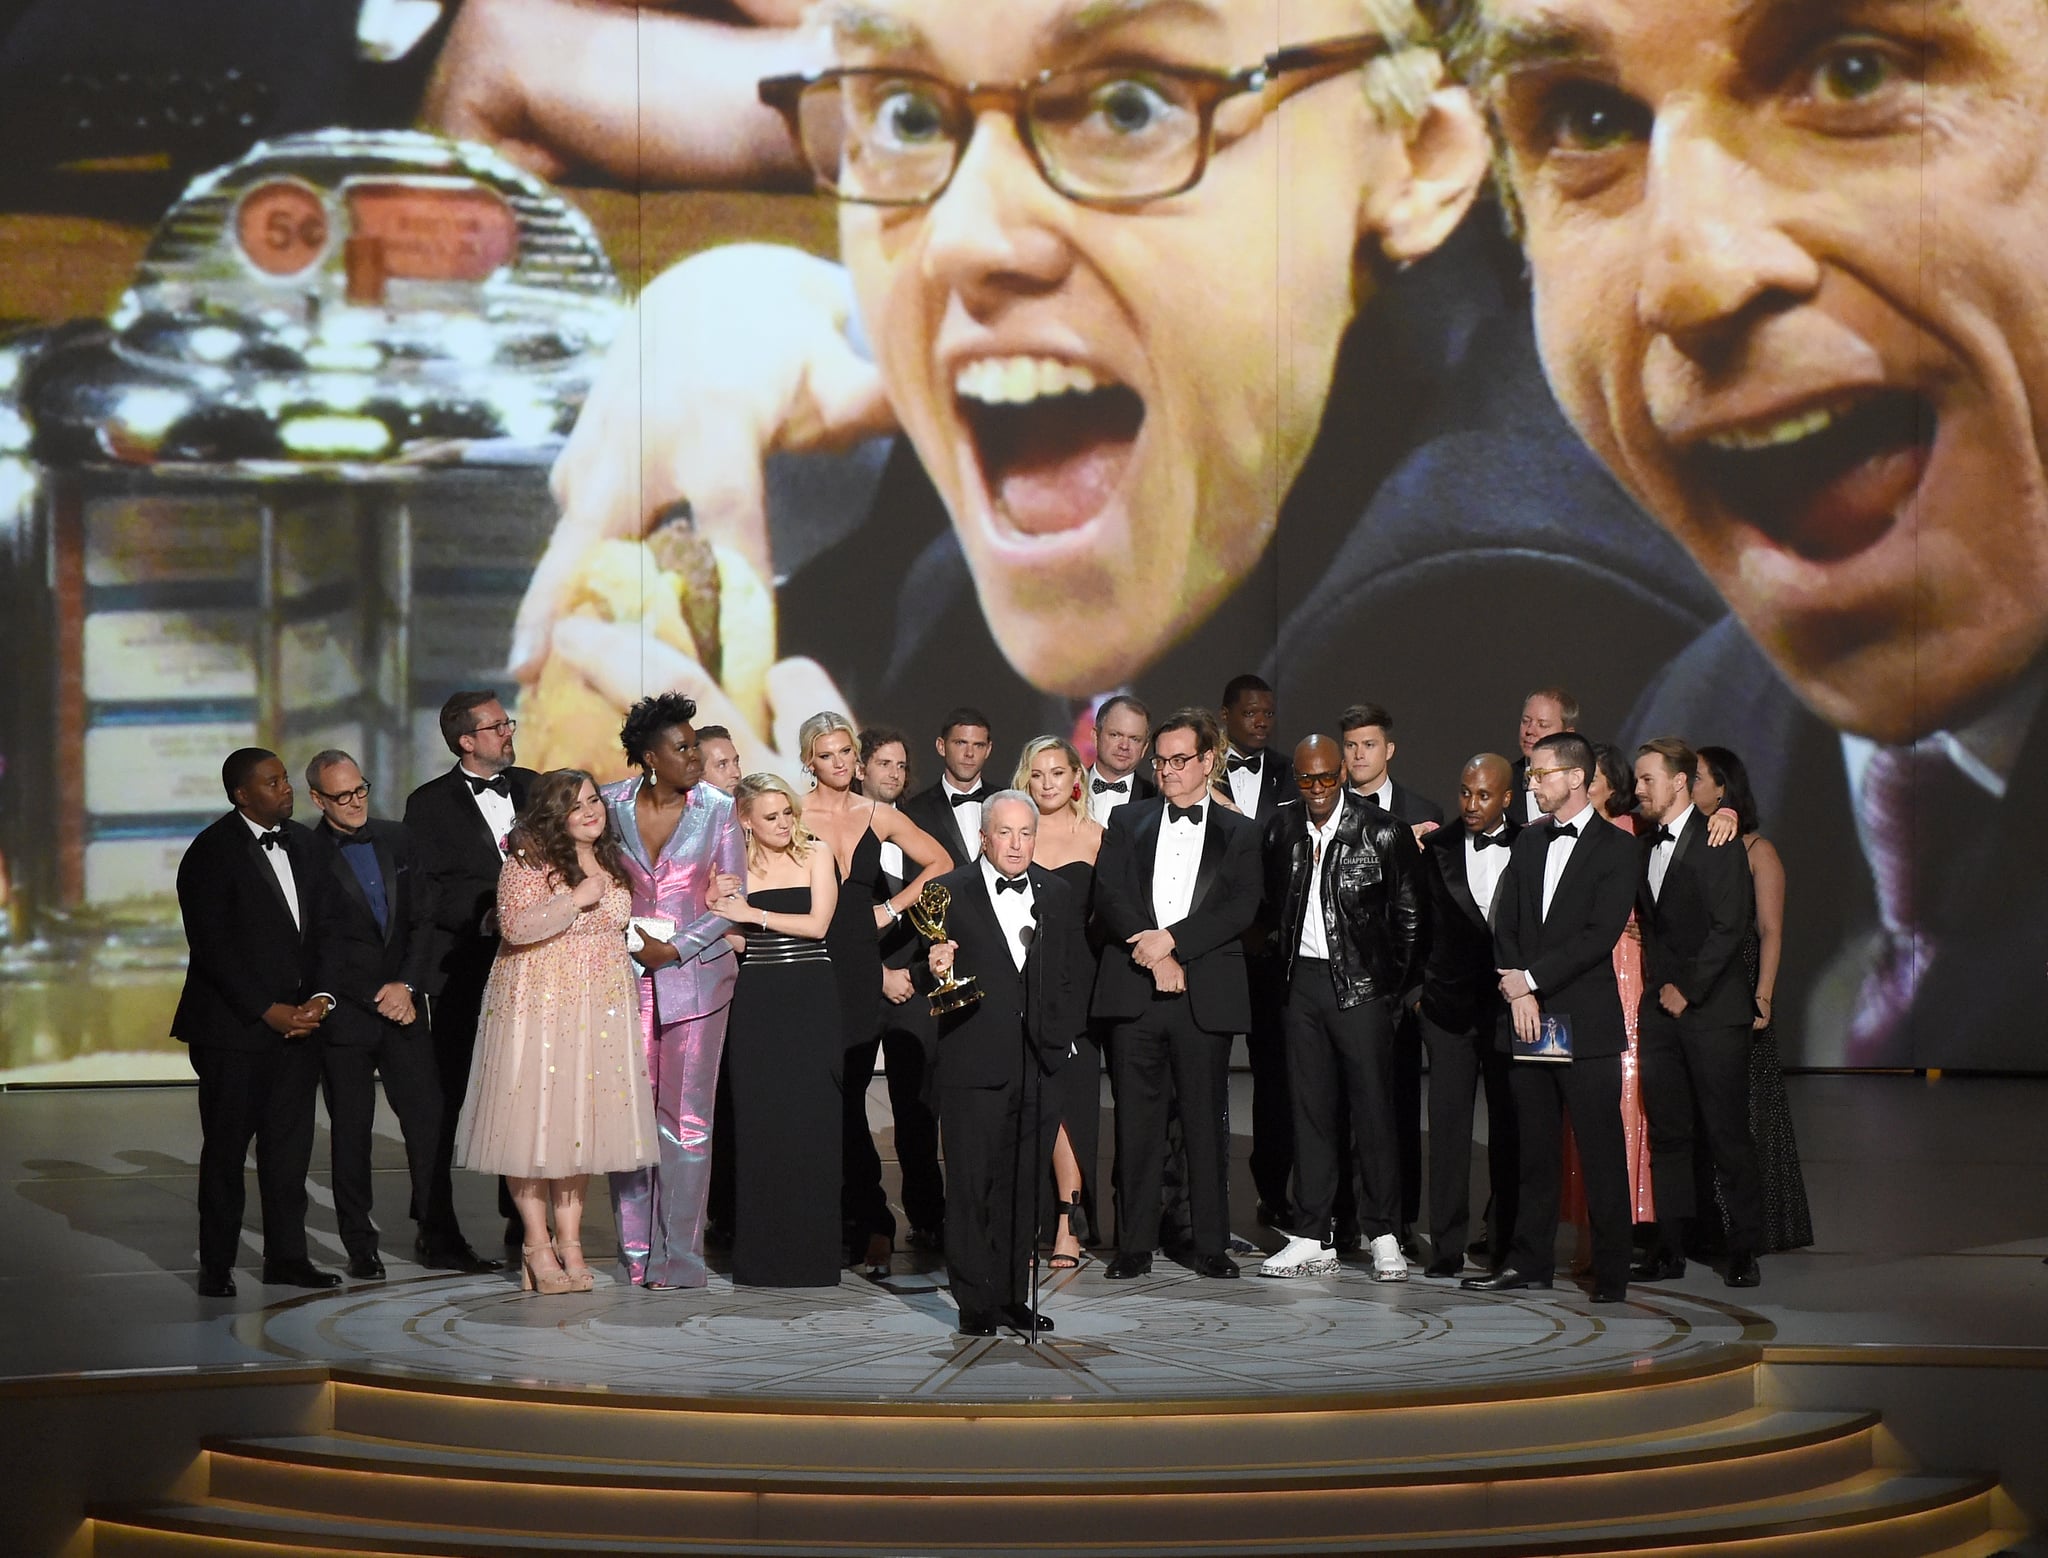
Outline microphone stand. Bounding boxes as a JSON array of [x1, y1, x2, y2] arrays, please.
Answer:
[[1020, 905, 1043, 1346]]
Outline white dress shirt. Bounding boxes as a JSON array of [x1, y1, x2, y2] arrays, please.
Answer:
[[1464, 823, 1512, 923], [1539, 803, 1591, 920], [942, 775, 985, 860], [242, 812, 302, 929], [1647, 803, 1695, 903], [1352, 775, 1394, 812], [460, 764, 516, 856], [1151, 796, 1209, 927], [878, 839, 905, 882], [981, 856, 1036, 969], [1086, 765, 1139, 826], [1224, 747, 1266, 817], [1297, 810, 1342, 959]]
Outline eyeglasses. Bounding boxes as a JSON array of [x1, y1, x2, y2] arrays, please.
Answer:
[[312, 782, 372, 805], [471, 719, 518, 738], [759, 33, 1395, 208], [1526, 765, 1574, 782], [1294, 772, 1343, 790], [1151, 751, 1206, 773]]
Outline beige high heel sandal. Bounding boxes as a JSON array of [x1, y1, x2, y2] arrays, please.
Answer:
[[555, 1240, 597, 1292], [521, 1243, 577, 1296]]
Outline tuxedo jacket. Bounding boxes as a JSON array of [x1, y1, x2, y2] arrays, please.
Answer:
[[171, 812, 324, 1053], [1418, 817, 1523, 1034], [1217, 747, 1293, 821], [402, 764, 537, 997], [1491, 811, 1637, 1058], [1369, 779, 1446, 828], [928, 863, 1090, 1090], [899, 779, 983, 871], [1089, 768, 1158, 812], [1637, 809, 1755, 1027], [1091, 798, 1262, 1034], [305, 817, 435, 1046]]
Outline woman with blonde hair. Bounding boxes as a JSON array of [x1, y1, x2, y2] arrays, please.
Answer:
[[710, 773, 843, 1286], [455, 769, 657, 1296], [1014, 735, 1105, 1271]]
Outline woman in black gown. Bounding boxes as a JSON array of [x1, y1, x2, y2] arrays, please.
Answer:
[[712, 775, 843, 1287], [1015, 736, 1106, 1270], [796, 713, 947, 1275]]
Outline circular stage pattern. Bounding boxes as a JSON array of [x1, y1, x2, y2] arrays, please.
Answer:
[[239, 1261, 1769, 1403]]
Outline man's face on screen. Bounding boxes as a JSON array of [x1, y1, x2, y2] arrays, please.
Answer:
[[835, 0, 1389, 696], [1482, 0, 2048, 745]]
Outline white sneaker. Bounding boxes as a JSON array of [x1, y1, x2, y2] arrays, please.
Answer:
[[1259, 1235, 1340, 1279], [1369, 1233, 1409, 1283]]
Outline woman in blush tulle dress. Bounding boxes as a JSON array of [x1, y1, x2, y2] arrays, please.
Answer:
[[455, 770, 656, 1296]]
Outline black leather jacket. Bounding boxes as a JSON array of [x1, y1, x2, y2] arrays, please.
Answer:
[[1260, 793, 1424, 1009]]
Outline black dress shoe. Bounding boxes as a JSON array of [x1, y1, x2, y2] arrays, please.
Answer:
[[1631, 1251, 1686, 1282], [197, 1267, 236, 1298], [345, 1252, 386, 1281], [1195, 1253, 1241, 1279], [905, 1224, 945, 1253], [416, 1238, 503, 1274], [956, 1310, 998, 1337], [1000, 1303, 1055, 1333], [261, 1258, 342, 1289], [1724, 1253, 1761, 1288], [1423, 1256, 1464, 1280], [1590, 1279, 1629, 1304], [1105, 1252, 1153, 1279], [1460, 1267, 1552, 1292]]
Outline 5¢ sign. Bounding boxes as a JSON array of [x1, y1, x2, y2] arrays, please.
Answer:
[[235, 180, 331, 277]]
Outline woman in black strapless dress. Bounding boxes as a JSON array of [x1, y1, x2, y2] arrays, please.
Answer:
[[715, 775, 843, 1288], [1016, 736, 1107, 1270]]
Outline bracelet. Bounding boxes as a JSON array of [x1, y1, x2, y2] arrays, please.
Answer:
[[883, 899, 902, 923], [759, 907, 769, 929]]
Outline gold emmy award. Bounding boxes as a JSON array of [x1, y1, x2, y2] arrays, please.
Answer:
[[907, 883, 983, 1016]]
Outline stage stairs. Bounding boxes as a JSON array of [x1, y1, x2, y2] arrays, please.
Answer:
[[87, 1349, 2028, 1556]]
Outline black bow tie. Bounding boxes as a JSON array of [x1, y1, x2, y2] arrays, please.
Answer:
[[1167, 802, 1203, 825], [256, 828, 284, 851], [994, 875, 1028, 895], [1091, 776, 1129, 795], [1472, 829, 1509, 849], [1650, 824, 1681, 845], [948, 788, 986, 808], [1550, 820, 1580, 839], [1227, 752, 1262, 774], [465, 773, 509, 797]]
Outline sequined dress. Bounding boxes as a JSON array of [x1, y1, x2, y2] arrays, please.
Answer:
[[454, 855, 657, 1178]]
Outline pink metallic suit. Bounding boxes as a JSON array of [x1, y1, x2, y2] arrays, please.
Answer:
[[602, 776, 745, 1287]]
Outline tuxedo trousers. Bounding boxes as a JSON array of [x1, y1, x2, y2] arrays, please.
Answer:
[[1507, 1053, 1631, 1288], [1284, 970, 1399, 1239], [1638, 1010, 1764, 1256], [321, 1024, 444, 1258], [941, 1077, 1054, 1318], [189, 1036, 325, 1271], [1244, 953, 1295, 1218], [1420, 1012, 1519, 1266], [1110, 996, 1233, 1258], [610, 996, 729, 1288]]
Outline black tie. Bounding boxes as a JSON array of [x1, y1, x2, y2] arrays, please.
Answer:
[[1551, 820, 1579, 839], [1650, 824, 1680, 845], [1091, 776, 1129, 796], [466, 773, 509, 797], [994, 875, 1028, 894], [1472, 829, 1508, 849], [1168, 803, 1202, 825], [256, 828, 284, 851], [948, 788, 986, 808], [1227, 752, 1262, 774]]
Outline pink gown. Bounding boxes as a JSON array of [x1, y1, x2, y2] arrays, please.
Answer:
[[454, 854, 658, 1179]]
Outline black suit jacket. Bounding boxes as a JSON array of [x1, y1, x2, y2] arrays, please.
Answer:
[[306, 817, 435, 1046], [402, 764, 537, 997], [1369, 778, 1446, 828], [1637, 809, 1755, 1027], [171, 812, 323, 1053], [1218, 747, 1292, 820], [1091, 798, 1261, 1034], [1419, 818, 1522, 1033], [929, 863, 1089, 1090], [1491, 810, 1636, 1058], [899, 779, 984, 871]]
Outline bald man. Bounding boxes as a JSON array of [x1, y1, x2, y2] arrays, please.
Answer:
[[1415, 755, 1524, 1277], [1256, 736, 1424, 1282]]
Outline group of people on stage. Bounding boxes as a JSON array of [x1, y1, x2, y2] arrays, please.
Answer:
[[173, 676, 1809, 1330]]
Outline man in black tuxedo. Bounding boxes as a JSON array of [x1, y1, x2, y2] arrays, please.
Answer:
[[402, 689, 534, 1263], [924, 792, 1091, 1336], [1084, 695, 1158, 828], [303, 750, 445, 1282], [173, 748, 340, 1298], [1338, 701, 1445, 1250], [1255, 736, 1422, 1283], [1094, 710, 1263, 1280], [898, 707, 994, 870], [1465, 732, 1636, 1303], [1631, 738, 1763, 1288], [1216, 675, 1293, 821], [1417, 753, 1521, 1278], [1508, 688, 1580, 826]]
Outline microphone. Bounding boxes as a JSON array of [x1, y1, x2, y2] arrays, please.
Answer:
[[1020, 899, 1041, 951]]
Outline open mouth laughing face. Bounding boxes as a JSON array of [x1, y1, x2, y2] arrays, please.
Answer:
[[1485, 0, 2048, 744], [835, 0, 1390, 696]]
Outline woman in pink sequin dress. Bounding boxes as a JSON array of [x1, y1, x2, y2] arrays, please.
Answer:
[[455, 770, 656, 1295], [1586, 745, 1654, 1227]]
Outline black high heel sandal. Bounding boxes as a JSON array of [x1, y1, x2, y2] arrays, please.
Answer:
[[1049, 1194, 1087, 1271]]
